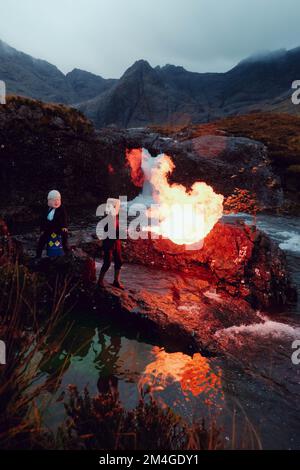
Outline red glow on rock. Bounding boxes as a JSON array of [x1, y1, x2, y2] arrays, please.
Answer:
[[126, 148, 144, 187]]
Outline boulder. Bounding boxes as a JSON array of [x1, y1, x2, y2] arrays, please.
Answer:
[[82, 221, 296, 312]]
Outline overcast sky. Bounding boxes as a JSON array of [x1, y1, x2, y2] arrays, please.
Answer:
[[1, 0, 300, 78]]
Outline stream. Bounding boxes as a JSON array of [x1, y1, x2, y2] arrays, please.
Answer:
[[20, 213, 300, 449]]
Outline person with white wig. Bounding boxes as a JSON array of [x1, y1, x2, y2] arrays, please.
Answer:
[[98, 198, 124, 289], [36, 190, 69, 258]]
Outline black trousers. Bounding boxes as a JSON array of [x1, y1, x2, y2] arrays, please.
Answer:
[[36, 231, 69, 258], [100, 239, 122, 273]]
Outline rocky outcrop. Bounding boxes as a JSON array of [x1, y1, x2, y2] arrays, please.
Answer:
[[124, 223, 296, 311], [111, 127, 283, 212], [0, 97, 285, 220], [0, 96, 108, 217], [82, 221, 296, 312]]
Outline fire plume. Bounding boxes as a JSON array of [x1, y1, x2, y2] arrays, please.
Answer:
[[127, 148, 224, 246]]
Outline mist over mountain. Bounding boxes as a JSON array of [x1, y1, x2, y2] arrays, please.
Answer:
[[1, 39, 299, 128]]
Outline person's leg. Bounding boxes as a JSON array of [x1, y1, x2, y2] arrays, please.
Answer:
[[113, 240, 124, 289], [36, 232, 48, 258], [98, 246, 112, 287]]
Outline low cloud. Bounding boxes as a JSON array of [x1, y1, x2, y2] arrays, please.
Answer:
[[0, 0, 299, 77]]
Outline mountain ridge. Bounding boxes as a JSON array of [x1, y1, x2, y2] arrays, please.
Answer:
[[1, 39, 299, 127]]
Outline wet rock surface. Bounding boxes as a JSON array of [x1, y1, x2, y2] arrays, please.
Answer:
[[75, 218, 297, 357], [1, 213, 296, 359], [95, 281, 263, 357], [81, 221, 296, 312]]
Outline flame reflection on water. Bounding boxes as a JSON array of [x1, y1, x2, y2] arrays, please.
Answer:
[[139, 346, 224, 409]]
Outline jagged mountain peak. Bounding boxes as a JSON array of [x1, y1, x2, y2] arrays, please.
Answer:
[[66, 68, 104, 79], [131, 59, 152, 69], [121, 59, 154, 79]]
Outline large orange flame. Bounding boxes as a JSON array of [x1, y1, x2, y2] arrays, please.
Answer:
[[127, 148, 224, 246]]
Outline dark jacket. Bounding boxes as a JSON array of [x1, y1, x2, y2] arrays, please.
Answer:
[[102, 213, 120, 249], [40, 206, 68, 235]]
